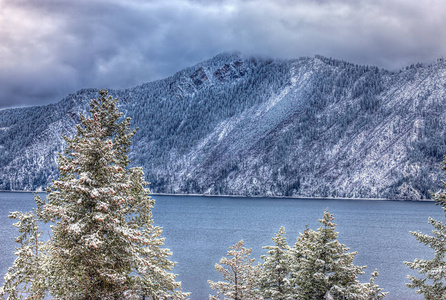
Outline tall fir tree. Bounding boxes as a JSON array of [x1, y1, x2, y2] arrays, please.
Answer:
[[1, 90, 187, 299], [405, 156, 446, 299], [208, 240, 262, 300], [258, 227, 292, 300], [289, 210, 386, 300]]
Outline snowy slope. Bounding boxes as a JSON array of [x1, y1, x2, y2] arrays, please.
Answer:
[[1, 53, 446, 200]]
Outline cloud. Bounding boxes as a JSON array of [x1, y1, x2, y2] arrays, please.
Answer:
[[1, 0, 446, 108]]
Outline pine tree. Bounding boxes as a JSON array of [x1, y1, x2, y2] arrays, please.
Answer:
[[258, 227, 291, 300], [289, 209, 386, 300], [0, 209, 46, 300], [1, 90, 187, 299], [360, 270, 387, 300], [208, 240, 262, 300], [405, 156, 446, 299]]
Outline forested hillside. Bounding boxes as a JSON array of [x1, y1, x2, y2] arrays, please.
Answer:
[[1, 52, 446, 199]]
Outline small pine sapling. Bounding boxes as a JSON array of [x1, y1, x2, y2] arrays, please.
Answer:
[[0, 208, 46, 300], [208, 240, 262, 300]]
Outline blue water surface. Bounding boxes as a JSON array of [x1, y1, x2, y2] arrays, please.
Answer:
[[0, 192, 443, 299]]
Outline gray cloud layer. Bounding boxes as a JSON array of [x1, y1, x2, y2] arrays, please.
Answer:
[[1, 0, 446, 108]]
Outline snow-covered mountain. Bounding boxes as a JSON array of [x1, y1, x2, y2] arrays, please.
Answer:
[[1, 52, 446, 200]]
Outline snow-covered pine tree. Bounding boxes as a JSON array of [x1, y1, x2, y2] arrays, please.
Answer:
[[36, 90, 187, 299], [405, 156, 446, 299], [289, 209, 386, 300], [360, 270, 387, 300], [208, 240, 262, 300], [258, 227, 291, 300], [0, 209, 46, 300]]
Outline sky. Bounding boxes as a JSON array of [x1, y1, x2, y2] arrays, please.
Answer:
[[1, 0, 446, 109]]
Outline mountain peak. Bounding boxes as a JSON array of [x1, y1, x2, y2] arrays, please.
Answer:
[[1, 54, 445, 200]]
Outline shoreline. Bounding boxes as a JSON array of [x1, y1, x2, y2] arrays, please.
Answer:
[[150, 193, 434, 202], [1, 190, 434, 202]]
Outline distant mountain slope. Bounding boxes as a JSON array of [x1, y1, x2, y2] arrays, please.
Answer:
[[1, 52, 446, 200]]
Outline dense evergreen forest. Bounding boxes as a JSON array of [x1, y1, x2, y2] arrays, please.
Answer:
[[1, 52, 446, 199]]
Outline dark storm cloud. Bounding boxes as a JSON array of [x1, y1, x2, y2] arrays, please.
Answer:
[[1, 0, 446, 108]]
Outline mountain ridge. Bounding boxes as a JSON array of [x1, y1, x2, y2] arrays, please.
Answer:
[[1, 52, 446, 200]]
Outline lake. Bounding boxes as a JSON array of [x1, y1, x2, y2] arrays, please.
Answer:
[[0, 192, 444, 299]]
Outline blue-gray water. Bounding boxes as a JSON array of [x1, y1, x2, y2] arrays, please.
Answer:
[[1, 192, 444, 299]]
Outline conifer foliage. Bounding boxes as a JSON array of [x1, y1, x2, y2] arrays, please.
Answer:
[[1, 90, 187, 299], [258, 227, 291, 300], [0, 209, 46, 299], [405, 156, 446, 299], [288, 210, 386, 300], [208, 240, 261, 300], [211, 211, 386, 300]]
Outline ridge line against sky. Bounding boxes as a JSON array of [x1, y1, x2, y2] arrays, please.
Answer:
[[1, 0, 445, 109]]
